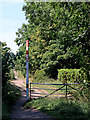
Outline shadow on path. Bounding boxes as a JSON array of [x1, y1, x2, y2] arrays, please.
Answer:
[[11, 90, 53, 119]]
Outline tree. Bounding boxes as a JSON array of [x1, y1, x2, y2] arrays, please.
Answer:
[[15, 2, 89, 79], [1, 41, 15, 86]]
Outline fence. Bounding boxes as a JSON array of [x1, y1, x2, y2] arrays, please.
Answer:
[[30, 82, 81, 100]]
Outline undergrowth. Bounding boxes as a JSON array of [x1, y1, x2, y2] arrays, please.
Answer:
[[2, 82, 21, 120], [24, 97, 89, 120]]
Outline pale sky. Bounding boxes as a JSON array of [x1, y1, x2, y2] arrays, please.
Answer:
[[0, 0, 28, 54]]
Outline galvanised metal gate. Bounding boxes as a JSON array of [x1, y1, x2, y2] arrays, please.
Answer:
[[30, 83, 81, 100]]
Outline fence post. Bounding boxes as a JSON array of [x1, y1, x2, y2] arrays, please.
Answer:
[[66, 84, 67, 98]]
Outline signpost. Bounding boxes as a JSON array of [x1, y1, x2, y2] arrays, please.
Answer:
[[26, 40, 29, 100]]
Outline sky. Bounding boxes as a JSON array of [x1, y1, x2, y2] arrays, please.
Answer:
[[0, 0, 28, 54]]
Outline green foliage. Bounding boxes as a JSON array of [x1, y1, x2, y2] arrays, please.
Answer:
[[2, 82, 21, 105], [24, 98, 89, 119], [58, 69, 87, 83], [9, 69, 15, 79], [2, 82, 21, 119], [15, 2, 89, 79], [0, 41, 15, 86], [72, 85, 89, 103], [58, 69, 89, 103], [33, 69, 48, 83], [15, 50, 26, 78]]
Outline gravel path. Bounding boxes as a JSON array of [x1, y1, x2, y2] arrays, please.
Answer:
[[10, 71, 52, 120]]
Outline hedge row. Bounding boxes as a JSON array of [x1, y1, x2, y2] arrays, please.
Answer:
[[58, 69, 87, 83]]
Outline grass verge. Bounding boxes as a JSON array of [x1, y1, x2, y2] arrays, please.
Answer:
[[2, 82, 21, 120], [24, 97, 89, 120]]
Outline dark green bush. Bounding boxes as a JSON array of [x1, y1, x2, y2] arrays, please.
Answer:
[[58, 69, 87, 83], [33, 69, 48, 83]]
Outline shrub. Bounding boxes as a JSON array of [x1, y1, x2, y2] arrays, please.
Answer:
[[58, 69, 87, 83], [33, 69, 48, 83], [24, 98, 89, 119], [9, 69, 15, 79]]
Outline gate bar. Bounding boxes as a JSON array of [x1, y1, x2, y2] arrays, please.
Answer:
[[31, 82, 80, 85], [44, 85, 65, 98]]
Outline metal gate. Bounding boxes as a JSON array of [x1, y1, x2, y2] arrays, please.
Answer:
[[30, 83, 81, 100]]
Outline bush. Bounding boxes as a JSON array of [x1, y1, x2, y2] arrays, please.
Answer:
[[24, 98, 89, 119], [58, 69, 87, 83], [9, 69, 15, 79], [33, 69, 49, 83], [73, 85, 89, 103]]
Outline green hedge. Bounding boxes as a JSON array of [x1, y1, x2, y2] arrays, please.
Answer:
[[58, 69, 87, 83], [33, 69, 49, 83]]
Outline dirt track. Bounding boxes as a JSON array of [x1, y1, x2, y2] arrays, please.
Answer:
[[10, 71, 52, 120]]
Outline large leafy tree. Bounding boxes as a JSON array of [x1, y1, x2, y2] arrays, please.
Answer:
[[15, 2, 89, 79]]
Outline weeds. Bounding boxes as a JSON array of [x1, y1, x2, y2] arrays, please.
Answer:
[[24, 98, 89, 120], [2, 82, 21, 119]]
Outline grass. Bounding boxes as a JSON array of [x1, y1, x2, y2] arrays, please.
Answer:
[[14, 71, 89, 119], [25, 76, 89, 119], [2, 82, 21, 120], [24, 97, 89, 120]]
